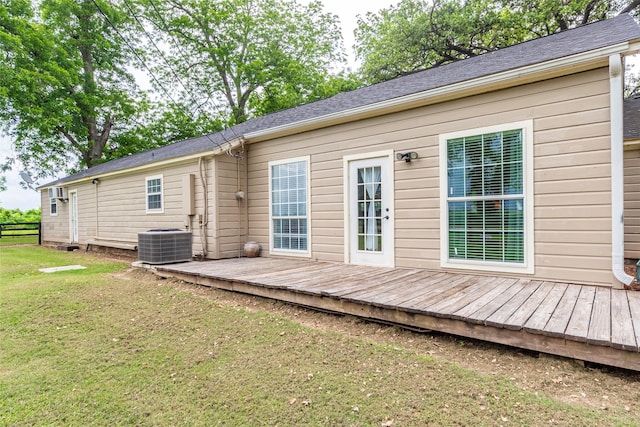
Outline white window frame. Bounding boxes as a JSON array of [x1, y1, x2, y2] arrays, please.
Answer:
[[439, 120, 534, 274], [47, 188, 58, 216], [268, 156, 311, 257], [145, 175, 164, 214]]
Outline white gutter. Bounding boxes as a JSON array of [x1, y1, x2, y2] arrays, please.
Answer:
[[245, 43, 631, 142], [609, 53, 634, 286]]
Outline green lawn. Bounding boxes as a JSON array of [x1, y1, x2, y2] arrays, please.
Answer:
[[0, 246, 636, 426], [0, 235, 39, 245], [0, 224, 40, 245]]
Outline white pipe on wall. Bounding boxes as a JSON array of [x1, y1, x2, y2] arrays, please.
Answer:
[[609, 53, 634, 286]]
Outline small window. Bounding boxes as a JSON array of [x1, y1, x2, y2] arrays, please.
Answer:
[[269, 157, 310, 255], [146, 175, 163, 213], [47, 188, 57, 216]]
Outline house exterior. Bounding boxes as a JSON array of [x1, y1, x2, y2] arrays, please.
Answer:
[[40, 14, 640, 288]]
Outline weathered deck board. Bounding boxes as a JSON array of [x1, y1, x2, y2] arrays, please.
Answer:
[[378, 272, 454, 307], [421, 276, 494, 317], [485, 281, 542, 328], [523, 283, 568, 334], [610, 290, 637, 351], [587, 287, 612, 346], [543, 284, 582, 338], [502, 282, 555, 331], [295, 265, 375, 292], [285, 264, 352, 288], [626, 292, 640, 351], [234, 262, 330, 286], [340, 270, 424, 302], [153, 259, 640, 371], [228, 258, 307, 277], [320, 269, 396, 296], [450, 278, 519, 321], [398, 275, 477, 313], [564, 286, 596, 342]]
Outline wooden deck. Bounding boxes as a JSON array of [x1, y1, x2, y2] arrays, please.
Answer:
[[153, 258, 640, 371]]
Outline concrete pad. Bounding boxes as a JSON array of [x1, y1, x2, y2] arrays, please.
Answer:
[[39, 265, 87, 273], [131, 261, 150, 269]]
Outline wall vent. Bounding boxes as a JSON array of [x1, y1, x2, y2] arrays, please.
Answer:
[[137, 229, 192, 264]]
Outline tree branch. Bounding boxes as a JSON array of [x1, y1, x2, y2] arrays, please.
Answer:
[[620, 0, 640, 14], [581, 0, 600, 25], [56, 126, 82, 151], [90, 115, 115, 160]]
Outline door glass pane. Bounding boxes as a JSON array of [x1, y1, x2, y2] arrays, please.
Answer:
[[356, 166, 382, 252]]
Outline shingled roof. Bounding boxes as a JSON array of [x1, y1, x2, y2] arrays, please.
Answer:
[[45, 13, 640, 187]]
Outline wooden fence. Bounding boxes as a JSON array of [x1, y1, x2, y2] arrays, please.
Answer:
[[0, 222, 41, 244]]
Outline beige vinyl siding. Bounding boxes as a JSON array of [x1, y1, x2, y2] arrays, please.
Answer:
[[40, 160, 216, 257], [215, 153, 248, 258], [43, 155, 249, 259], [73, 185, 97, 243], [624, 147, 640, 259], [40, 189, 69, 244], [94, 161, 213, 255], [248, 67, 614, 285]]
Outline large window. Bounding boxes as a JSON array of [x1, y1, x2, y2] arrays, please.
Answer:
[[269, 157, 309, 254], [440, 121, 533, 273], [146, 175, 163, 213]]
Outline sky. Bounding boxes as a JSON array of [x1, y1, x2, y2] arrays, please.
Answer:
[[0, 0, 394, 211], [310, 0, 396, 64], [0, 135, 41, 210]]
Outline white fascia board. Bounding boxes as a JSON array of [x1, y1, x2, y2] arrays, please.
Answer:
[[244, 43, 631, 143], [625, 41, 640, 54], [47, 139, 242, 188]]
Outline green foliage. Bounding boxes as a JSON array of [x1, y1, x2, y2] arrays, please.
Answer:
[[626, 57, 640, 97], [0, 0, 235, 178], [251, 71, 362, 118], [355, 0, 638, 84], [99, 102, 224, 163], [136, 0, 353, 125], [0, 207, 40, 223], [0, 0, 155, 177]]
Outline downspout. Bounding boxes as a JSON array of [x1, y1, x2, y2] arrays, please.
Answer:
[[94, 179, 99, 241], [609, 53, 634, 286], [199, 157, 209, 258]]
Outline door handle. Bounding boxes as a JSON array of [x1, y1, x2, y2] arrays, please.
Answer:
[[384, 215, 390, 220]]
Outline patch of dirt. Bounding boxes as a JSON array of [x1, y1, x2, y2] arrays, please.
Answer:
[[624, 261, 640, 290], [125, 268, 640, 416]]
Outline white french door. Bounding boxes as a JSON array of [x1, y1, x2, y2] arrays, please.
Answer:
[[347, 154, 394, 267]]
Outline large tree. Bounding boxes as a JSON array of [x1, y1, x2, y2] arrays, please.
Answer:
[[0, 0, 213, 178], [355, 0, 640, 84], [136, 0, 354, 125], [0, 0, 146, 176]]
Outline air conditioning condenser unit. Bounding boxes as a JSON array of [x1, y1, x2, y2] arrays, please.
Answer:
[[137, 229, 192, 264]]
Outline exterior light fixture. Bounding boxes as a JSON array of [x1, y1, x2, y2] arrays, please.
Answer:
[[396, 152, 419, 162], [91, 178, 100, 184]]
